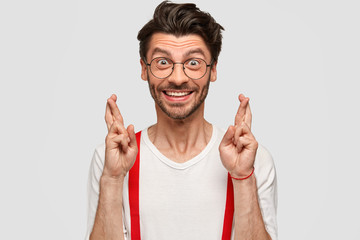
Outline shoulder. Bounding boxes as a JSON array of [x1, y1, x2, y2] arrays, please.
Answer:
[[254, 144, 277, 191], [255, 144, 275, 172], [90, 143, 106, 172], [94, 143, 106, 160]]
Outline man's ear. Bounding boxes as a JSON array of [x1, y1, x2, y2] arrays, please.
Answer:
[[140, 58, 148, 81], [210, 61, 217, 82]]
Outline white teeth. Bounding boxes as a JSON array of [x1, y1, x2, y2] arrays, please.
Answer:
[[165, 91, 191, 97]]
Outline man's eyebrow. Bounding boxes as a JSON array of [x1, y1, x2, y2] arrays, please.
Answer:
[[150, 48, 207, 59], [184, 49, 206, 58], [151, 48, 171, 58]]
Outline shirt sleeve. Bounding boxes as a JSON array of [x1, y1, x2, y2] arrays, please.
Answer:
[[254, 145, 278, 240], [84, 144, 129, 240]]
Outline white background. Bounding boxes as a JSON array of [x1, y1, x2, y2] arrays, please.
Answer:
[[1, 0, 359, 239]]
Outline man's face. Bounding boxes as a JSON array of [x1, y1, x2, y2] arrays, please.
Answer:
[[140, 33, 217, 120]]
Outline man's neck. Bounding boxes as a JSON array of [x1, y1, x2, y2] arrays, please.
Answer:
[[148, 105, 213, 163]]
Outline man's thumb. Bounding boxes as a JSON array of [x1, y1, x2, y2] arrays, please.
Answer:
[[127, 124, 137, 148]]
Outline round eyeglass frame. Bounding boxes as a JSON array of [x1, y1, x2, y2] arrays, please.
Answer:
[[145, 57, 213, 80]]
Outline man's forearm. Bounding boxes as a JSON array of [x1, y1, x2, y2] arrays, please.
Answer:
[[232, 174, 271, 240], [90, 176, 125, 240]]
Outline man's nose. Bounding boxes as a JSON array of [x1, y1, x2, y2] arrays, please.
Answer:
[[167, 63, 190, 85]]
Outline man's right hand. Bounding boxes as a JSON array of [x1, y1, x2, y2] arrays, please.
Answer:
[[103, 94, 138, 179], [90, 94, 133, 240]]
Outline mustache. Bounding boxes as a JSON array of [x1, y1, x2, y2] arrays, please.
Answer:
[[157, 82, 198, 91]]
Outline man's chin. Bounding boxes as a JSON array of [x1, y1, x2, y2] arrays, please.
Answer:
[[159, 103, 201, 120], [162, 109, 192, 120]]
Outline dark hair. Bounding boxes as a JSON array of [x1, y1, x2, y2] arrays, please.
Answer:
[[137, 1, 224, 62]]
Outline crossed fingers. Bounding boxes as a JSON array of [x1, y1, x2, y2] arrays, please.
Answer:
[[104, 94, 133, 151], [233, 122, 257, 152], [105, 94, 125, 131], [232, 94, 256, 152], [234, 94, 252, 129]]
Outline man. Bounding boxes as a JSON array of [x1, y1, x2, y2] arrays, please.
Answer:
[[86, 1, 277, 240]]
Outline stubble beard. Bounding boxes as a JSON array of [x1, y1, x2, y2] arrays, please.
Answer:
[[148, 75, 211, 120]]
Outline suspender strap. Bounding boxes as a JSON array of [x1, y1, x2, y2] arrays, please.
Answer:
[[129, 131, 234, 240], [221, 173, 235, 239], [129, 131, 142, 240]]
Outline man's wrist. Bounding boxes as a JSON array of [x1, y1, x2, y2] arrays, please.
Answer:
[[231, 173, 256, 188], [229, 167, 255, 180], [100, 174, 125, 186], [99, 175, 125, 204]]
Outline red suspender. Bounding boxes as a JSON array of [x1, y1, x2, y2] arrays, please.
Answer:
[[128, 131, 234, 240], [129, 131, 142, 240], [221, 173, 235, 239]]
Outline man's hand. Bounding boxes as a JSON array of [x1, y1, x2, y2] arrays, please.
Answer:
[[103, 94, 138, 179], [219, 94, 258, 178]]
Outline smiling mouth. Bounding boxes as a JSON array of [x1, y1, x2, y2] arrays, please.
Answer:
[[163, 91, 193, 97]]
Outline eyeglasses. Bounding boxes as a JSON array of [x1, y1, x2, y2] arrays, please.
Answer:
[[145, 57, 213, 80]]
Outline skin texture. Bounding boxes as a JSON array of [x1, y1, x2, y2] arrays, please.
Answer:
[[90, 33, 271, 240], [141, 33, 216, 121], [219, 94, 272, 239], [90, 94, 137, 240]]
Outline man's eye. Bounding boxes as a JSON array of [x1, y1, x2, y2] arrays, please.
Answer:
[[157, 59, 169, 65], [186, 59, 202, 70], [188, 60, 199, 66]]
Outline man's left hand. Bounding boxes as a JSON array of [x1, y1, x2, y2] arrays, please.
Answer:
[[219, 94, 258, 178]]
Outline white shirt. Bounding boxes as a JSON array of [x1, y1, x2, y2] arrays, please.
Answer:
[[85, 125, 278, 240]]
